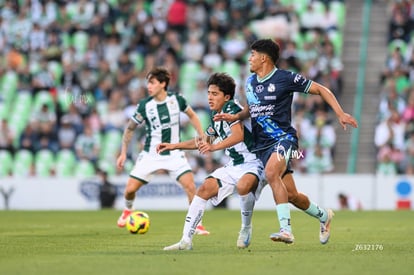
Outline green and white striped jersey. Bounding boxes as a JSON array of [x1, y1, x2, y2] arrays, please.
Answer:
[[131, 92, 188, 155], [206, 100, 257, 166]]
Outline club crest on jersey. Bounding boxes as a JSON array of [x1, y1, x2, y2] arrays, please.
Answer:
[[268, 83, 276, 92], [255, 85, 264, 93], [206, 126, 216, 136], [169, 99, 178, 110]]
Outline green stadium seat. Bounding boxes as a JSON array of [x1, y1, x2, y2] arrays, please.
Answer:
[[98, 159, 116, 176], [220, 60, 241, 82], [33, 91, 55, 111], [35, 149, 55, 177], [13, 149, 34, 177], [72, 31, 89, 55], [0, 102, 9, 120], [130, 52, 145, 72], [100, 130, 122, 161], [0, 71, 18, 93], [0, 150, 13, 177], [388, 39, 408, 56], [75, 160, 96, 178], [328, 30, 344, 56], [48, 61, 63, 86], [55, 149, 76, 177], [330, 1, 346, 29]]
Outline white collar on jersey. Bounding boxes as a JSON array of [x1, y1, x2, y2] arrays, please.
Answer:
[[257, 67, 278, 83]]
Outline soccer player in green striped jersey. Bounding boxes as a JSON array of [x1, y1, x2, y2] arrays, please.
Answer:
[[116, 67, 209, 235], [159, 72, 266, 250]]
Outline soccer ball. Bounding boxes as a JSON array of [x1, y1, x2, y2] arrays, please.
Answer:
[[126, 211, 150, 234]]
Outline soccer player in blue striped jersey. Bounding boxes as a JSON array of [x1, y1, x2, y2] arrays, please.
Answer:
[[159, 72, 265, 250], [116, 67, 209, 235], [215, 39, 358, 244]]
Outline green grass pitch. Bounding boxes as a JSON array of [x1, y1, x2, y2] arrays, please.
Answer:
[[1, 210, 413, 275]]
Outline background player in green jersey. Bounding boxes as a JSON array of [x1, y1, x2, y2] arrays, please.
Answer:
[[116, 67, 209, 235]]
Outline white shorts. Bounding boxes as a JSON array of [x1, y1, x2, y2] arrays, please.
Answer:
[[209, 158, 266, 206], [130, 151, 192, 183]]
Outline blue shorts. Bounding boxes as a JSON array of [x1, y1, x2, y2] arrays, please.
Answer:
[[255, 139, 298, 177]]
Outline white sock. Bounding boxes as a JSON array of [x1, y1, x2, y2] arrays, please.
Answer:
[[182, 195, 207, 243], [125, 199, 134, 210], [239, 192, 255, 229]]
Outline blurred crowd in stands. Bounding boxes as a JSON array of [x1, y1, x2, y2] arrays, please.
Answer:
[[0, 0, 346, 178], [375, 0, 414, 175]]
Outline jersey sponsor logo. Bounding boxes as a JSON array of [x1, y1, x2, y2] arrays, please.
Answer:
[[249, 104, 275, 117], [255, 85, 265, 93], [268, 83, 276, 92]]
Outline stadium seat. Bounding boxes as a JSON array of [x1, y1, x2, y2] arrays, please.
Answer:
[[130, 52, 145, 72], [220, 60, 241, 82], [328, 31, 344, 56], [97, 159, 116, 176], [55, 149, 76, 177], [35, 149, 55, 177], [75, 160, 96, 178], [48, 61, 63, 86], [0, 150, 13, 177], [0, 101, 9, 120], [330, 1, 346, 29], [72, 31, 89, 55], [100, 130, 122, 162], [12, 149, 34, 177], [33, 91, 55, 111], [388, 39, 408, 56]]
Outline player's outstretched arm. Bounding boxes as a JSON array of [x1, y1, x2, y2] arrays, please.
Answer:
[[117, 119, 138, 169], [213, 104, 250, 122], [156, 135, 208, 154], [308, 82, 359, 130]]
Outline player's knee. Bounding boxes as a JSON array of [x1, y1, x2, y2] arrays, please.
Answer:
[[236, 184, 250, 196]]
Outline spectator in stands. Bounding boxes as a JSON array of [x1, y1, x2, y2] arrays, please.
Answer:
[[57, 115, 77, 151], [116, 50, 136, 89], [75, 124, 100, 166], [101, 89, 127, 132], [388, 5, 411, 43], [378, 79, 406, 120], [19, 124, 37, 153], [303, 144, 334, 174], [376, 144, 400, 175], [31, 103, 57, 135], [31, 59, 55, 94], [375, 111, 406, 164], [0, 119, 15, 155], [166, 0, 187, 34]]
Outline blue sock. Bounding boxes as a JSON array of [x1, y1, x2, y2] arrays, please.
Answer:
[[304, 202, 328, 223], [276, 203, 292, 232]]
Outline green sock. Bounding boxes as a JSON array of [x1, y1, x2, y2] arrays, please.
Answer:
[[304, 202, 327, 223], [276, 203, 292, 232]]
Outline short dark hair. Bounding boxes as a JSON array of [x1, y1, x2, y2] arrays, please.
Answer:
[[250, 39, 280, 65], [146, 67, 171, 90], [207, 72, 236, 99]]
